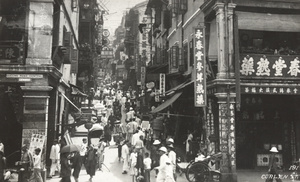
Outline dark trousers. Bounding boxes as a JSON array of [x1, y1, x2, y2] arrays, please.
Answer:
[[265, 169, 282, 182], [144, 169, 150, 182], [61, 176, 71, 182]]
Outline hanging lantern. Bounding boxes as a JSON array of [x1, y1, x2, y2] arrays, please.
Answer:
[[84, 122, 93, 130]]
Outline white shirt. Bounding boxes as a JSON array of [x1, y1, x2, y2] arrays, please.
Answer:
[[33, 154, 41, 169], [130, 152, 137, 166], [168, 150, 176, 171], [143, 158, 152, 170], [121, 144, 129, 159], [131, 133, 140, 146], [49, 144, 60, 160], [80, 142, 88, 156]]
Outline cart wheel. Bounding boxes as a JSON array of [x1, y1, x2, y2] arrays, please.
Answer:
[[186, 162, 209, 182]]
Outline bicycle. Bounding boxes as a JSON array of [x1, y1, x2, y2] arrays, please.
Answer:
[[185, 152, 222, 182]]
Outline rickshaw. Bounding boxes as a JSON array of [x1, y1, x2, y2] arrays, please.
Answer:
[[183, 152, 222, 182]]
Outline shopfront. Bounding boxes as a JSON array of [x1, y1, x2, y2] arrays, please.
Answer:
[[236, 94, 299, 170]]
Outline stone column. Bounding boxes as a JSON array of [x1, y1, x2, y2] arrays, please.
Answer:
[[26, 0, 54, 65], [227, 3, 237, 78], [213, 3, 227, 79], [215, 92, 237, 182], [21, 86, 52, 171]]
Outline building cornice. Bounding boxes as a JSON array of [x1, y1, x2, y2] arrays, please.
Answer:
[[0, 65, 62, 80]]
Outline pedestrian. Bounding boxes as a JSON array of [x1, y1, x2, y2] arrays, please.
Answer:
[[71, 151, 82, 182], [154, 147, 175, 182], [143, 152, 151, 182], [0, 147, 5, 182], [49, 139, 60, 177], [80, 138, 88, 168], [151, 140, 161, 176], [266, 147, 282, 182], [121, 140, 130, 174], [167, 144, 177, 181], [136, 146, 144, 176], [97, 137, 106, 171], [104, 123, 112, 146], [129, 148, 138, 182], [134, 135, 144, 150], [86, 145, 97, 182], [0, 139, 4, 154], [185, 131, 193, 162], [29, 148, 43, 182], [18, 145, 33, 182], [60, 151, 71, 182]]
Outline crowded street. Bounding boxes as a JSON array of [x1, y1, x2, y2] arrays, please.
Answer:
[[1, 0, 300, 182]]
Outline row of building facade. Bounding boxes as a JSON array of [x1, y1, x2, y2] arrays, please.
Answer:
[[0, 0, 105, 168], [114, 0, 300, 181]]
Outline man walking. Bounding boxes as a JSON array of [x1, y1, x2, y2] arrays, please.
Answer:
[[80, 138, 88, 168], [49, 140, 60, 177]]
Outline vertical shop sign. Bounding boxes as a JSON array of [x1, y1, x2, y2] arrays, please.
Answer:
[[159, 73, 165, 96], [141, 66, 146, 88], [194, 27, 206, 107]]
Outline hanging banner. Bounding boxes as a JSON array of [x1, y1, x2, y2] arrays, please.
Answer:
[[194, 27, 206, 107], [159, 73, 166, 96]]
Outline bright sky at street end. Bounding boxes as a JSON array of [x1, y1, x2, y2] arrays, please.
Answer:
[[99, 0, 146, 40]]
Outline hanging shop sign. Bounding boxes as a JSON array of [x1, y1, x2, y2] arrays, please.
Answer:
[[240, 54, 300, 78], [241, 85, 300, 95], [141, 66, 146, 87], [194, 27, 206, 107], [159, 73, 165, 96]]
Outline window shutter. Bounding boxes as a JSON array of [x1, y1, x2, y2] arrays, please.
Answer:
[[63, 32, 73, 64], [172, 0, 179, 15], [179, 0, 187, 14], [189, 39, 194, 66], [71, 49, 78, 73], [178, 47, 183, 66]]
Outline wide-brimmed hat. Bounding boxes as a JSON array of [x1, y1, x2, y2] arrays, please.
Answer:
[[159, 146, 167, 153], [270, 147, 278, 153], [135, 146, 142, 149], [167, 144, 174, 149], [153, 140, 161, 145], [167, 138, 174, 143]]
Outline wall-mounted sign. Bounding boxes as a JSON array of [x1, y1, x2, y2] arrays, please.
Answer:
[[194, 27, 206, 107], [241, 86, 300, 95], [159, 73, 165, 96], [240, 54, 300, 78], [102, 29, 110, 37], [0, 42, 24, 64]]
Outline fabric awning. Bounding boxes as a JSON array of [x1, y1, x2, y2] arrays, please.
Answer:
[[71, 87, 87, 97], [165, 80, 194, 95], [60, 92, 81, 112], [150, 92, 182, 113], [236, 11, 300, 32]]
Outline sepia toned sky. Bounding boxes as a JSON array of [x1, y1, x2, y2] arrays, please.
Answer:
[[100, 0, 146, 39]]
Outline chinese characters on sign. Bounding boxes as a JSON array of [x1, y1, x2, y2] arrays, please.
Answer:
[[159, 73, 165, 96], [194, 27, 206, 107], [0, 44, 23, 64], [240, 55, 300, 77], [242, 86, 300, 95]]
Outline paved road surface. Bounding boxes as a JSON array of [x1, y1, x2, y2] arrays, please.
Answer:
[[47, 146, 187, 182]]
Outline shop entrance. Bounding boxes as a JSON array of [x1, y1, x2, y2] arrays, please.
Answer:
[[0, 85, 23, 167], [236, 95, 297, 170]]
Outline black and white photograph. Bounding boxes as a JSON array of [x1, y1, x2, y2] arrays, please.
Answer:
[[0, 0, 300, 182]]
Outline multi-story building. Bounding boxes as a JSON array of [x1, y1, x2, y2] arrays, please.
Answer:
[[0, 0, 104, 169], [146, 0, 300, 181]]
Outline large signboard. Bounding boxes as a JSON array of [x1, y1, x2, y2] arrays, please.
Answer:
[[240, 54, 300, 78], [194, 27, 206, 107]]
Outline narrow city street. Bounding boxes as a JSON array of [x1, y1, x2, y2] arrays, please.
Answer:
[[46, 144, 187, 182]]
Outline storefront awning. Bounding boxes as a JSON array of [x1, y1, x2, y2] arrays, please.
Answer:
[[165, 80, 194, 96], [150, 92, 182, 113], [236, 11, 300, 32], [60, 92, 81, 112], [71, 87, 87, 97]]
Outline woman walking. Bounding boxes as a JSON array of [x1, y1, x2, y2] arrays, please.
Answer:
[[60, 151, 72, 182], [86, 145, 97, 182]]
